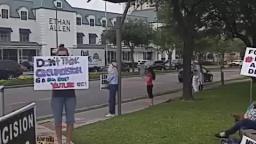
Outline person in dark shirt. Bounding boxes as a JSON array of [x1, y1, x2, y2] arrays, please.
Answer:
[[51, 44, 76, 144]]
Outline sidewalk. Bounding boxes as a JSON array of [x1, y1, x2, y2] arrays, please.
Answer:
[[36, 78, 249, 144]]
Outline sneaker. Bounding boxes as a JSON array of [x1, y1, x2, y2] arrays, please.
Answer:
[[105, 113, 115, 117], [215, 132, 228, 138]]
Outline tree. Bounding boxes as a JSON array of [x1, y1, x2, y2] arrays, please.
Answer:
[[152, 26, 183, 64], [102, 20, 153, 72], [208, 0, 256, 58], [158, 0, 212, 100]]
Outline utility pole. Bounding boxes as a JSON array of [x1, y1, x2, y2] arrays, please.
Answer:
[[116, 17, 122, 115], [105, 1, 108, 66], [116, 1, 131, 116]]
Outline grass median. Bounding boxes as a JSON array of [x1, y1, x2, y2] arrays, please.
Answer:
[[73, 81, 253, 144]]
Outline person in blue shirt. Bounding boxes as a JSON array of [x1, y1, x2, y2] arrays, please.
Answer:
[[215, 102, 256, 138], [105, 62, 118, 117]]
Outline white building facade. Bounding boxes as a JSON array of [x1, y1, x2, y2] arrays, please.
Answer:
[[0, 0, 157, 64]]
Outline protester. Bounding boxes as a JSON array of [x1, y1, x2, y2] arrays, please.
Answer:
[[145, 67, 156, 106], [215, 102, 256, 138], [192, 69, 200, 92], [193, 63, 204, 91], [51, 44, 76, 144], [106, 62, 118, 117]]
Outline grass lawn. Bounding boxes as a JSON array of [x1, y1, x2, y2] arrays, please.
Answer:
[[73, 81, 254, 144]]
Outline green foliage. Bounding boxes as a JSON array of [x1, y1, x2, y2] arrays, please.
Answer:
[[102, 20, 153, 47], [73, 82, 252, 144], [208, 0, 256, 47]]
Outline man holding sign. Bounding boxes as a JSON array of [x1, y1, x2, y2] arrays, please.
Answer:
[[34, 44, 89, 144]]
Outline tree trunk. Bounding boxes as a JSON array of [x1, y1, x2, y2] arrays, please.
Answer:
[[182, 28, 194, 100], [130, 46, 135, 72]]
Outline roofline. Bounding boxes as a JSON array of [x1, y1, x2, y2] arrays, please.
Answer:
[[32, 7, 76, 13], [72, 7, 123, 15]]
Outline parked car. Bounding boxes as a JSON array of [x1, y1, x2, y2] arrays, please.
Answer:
[[178, 67, 213, 83], [0, 60, 23, 79], [228, 60, 242, 67], [151, 60, 166, 70], [20, 61, 33, 71], [100, 63, 130, 73], [171, 59, 183, 70]]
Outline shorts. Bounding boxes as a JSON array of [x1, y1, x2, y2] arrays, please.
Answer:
[[51, 96, 76, 125]]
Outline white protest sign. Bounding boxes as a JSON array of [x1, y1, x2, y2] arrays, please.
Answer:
[[34, 56, 89, 90], [241, 47, 256, 77], [100, 73, 109, 90], [240, 135, 256, 144]]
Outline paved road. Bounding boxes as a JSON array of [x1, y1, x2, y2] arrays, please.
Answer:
[[4, 68, 242, 118]]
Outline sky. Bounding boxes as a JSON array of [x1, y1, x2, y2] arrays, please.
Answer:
[[66, 0, 124, 13]]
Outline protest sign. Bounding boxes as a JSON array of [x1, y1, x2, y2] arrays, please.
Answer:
[[241, 47, 256, 77], [100, 73, 109, 90], [0, 103, 36, 144], [240, 135, 256, 144], [34, 56, 89, 90]]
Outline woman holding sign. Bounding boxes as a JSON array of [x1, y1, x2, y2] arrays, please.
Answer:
[[51, 44, 76, 144], [105, 62, 118, 117]]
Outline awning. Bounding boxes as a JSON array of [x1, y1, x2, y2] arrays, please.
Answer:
[[89, 33, 98, 37], [77, 32, 85, 37], [19, 29, 31, 34], [0, 27, 13, 33]]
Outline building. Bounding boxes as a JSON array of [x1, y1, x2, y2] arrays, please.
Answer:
[[0, 0, 157, 64]]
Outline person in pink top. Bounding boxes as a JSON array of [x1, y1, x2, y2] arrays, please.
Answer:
[[145, 67, 155, 106]]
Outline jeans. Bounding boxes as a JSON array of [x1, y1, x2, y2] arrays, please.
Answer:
[[109, 84, 118, 114], [147, 85, 153, 99], [225, 119, 256, 135], [51, 96, 76, 125]]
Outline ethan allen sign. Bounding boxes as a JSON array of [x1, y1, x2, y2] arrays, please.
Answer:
[[49, 18, 71, 32]]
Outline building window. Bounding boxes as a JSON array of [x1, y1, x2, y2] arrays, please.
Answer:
[[77, 33, 84, 44], [143, 52, 153, 60], [89, 19, 95, 26], [123, 52, 131, 61], [0, 32, 10, 42], [57, 2, 62, 8], [19, 29, 31, 42], [89, 33, 97, 44], [102, 20, 106, 27], [20, 33, 29, 42], [20, 11, 28, 20], [1, 9, 8, 19], [54, 0, 62, 8], [3, 49, 17, 61], [76, 17, 82, 25]]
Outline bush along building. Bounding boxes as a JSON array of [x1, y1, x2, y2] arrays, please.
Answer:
[[0, 0, 158, 65]]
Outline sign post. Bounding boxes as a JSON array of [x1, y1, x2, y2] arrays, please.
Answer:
[[0, 103, 36, 144], [0, 86, 4, 116]]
